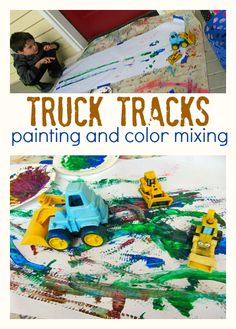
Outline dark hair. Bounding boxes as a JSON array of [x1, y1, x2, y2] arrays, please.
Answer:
[[10, 32, 35, 52]]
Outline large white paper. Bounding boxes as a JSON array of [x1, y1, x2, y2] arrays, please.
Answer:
[[54, 17, 186, 93]]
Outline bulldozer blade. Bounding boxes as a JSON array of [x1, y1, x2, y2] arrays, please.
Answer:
[[21, 206, 61, 247], [188, 253, 216, 273]]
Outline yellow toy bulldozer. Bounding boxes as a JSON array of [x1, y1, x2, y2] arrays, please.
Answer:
[[139, 171, 173, 208], [179, 31, 196, 47], [188, 209, 222, 273]]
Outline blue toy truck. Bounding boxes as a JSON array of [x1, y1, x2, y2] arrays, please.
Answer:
[[21, 182, 109, 250], [169, 31, 196, 50]]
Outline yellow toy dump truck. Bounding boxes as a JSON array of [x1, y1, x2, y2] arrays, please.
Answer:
[[139, 171, 173, 208], [188, 209, 222, 273]]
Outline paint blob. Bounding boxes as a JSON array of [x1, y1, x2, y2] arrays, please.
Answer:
[[60, 155, 107, 171], [10, 165, 54, 207]]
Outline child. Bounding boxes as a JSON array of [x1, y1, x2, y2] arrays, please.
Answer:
[[10, 32, 63, 92]]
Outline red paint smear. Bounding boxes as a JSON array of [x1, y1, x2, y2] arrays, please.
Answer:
[[108, 291, 126, 319], [118, 238, 135, 250], [135, 79, 209, 93], [30, 245, 38, 255], [95, 296, 102, 303]]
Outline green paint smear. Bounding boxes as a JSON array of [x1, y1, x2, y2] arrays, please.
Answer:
[[109, 207, 225, 259], [59, 60, 119, 84], [46, 188, 63, 195], [124, 56, 134, 60], [167, 65, 175, 76], [149, 267, 226, 285], [10, 209, 33, 217], [140, 51, 152, 56], [186, 277, 200, 291], [47, 259, 57, 268], [153, 298, 165, 311], [68, 178, 85, 183], [172, 191, 204, 206], [92, 178, 139, 188], [92, 177, 166, 189], [110, 209, 197, 259], [46, 182, 63, 195], [66, 268, 225, 318], [110, 266, 225, 317], [60, 156, 91, 171]]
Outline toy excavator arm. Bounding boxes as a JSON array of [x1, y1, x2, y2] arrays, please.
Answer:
[[38, 193, 65, 206]]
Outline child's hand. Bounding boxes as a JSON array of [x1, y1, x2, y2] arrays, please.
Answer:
[[43, 43, 58, 51], [35, 57, 55, 68], [40, 57, 55, 64]]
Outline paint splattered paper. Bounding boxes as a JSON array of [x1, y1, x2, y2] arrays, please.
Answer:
[[54, 16, 186, 92], [54, 12, 208, 93], [10, 165, 56, 209], [10, 156, 225, 319], [54, 155, 119, 176]]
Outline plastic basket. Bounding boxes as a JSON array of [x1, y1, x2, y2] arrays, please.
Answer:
[[204, 10, 226, 70]]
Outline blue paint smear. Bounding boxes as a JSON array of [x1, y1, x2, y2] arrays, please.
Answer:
[[173, 15, 184, 21], [215, 237, 226, 255], [169, 89, 175, 93], [141, 59, 150, 62], [181, 54, 189, 64], [108, 240, 117, 245], [40, 160, 53, 164], [125, 254, 165, 268], [97, 83, 111, 89], [10, 237, 48, 271], [151, 48, 165, 57], [85, 156, 107, 169], [56, 67, 117, 90], [117, 40, 126, 45], [149, 40, 159, 47], [171, 201, 185, 208]]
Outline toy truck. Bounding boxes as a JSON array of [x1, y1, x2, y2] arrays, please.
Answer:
[[169, 31, 196, 51], [166, 51, 183, 65], [139, 171, 173, 208], [188, 209, 222, 273], [21, 182, 109, 250]]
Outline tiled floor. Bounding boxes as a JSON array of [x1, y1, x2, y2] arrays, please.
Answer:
[[195, 11, 226, 93]]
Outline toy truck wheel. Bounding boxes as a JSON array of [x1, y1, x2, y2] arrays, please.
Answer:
[[46, 229, 72, 250], [181, 41, 188, 48], [172, 44, 179, 50], [81, 226, 107, 247]]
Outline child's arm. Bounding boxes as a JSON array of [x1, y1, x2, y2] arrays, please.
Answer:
[[14, 57, 54, 85], [43, 42, 60, 52], [14, 61, 41, 85]]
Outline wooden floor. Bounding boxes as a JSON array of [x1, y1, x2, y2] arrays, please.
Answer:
[[10, 11, 226, 93]]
